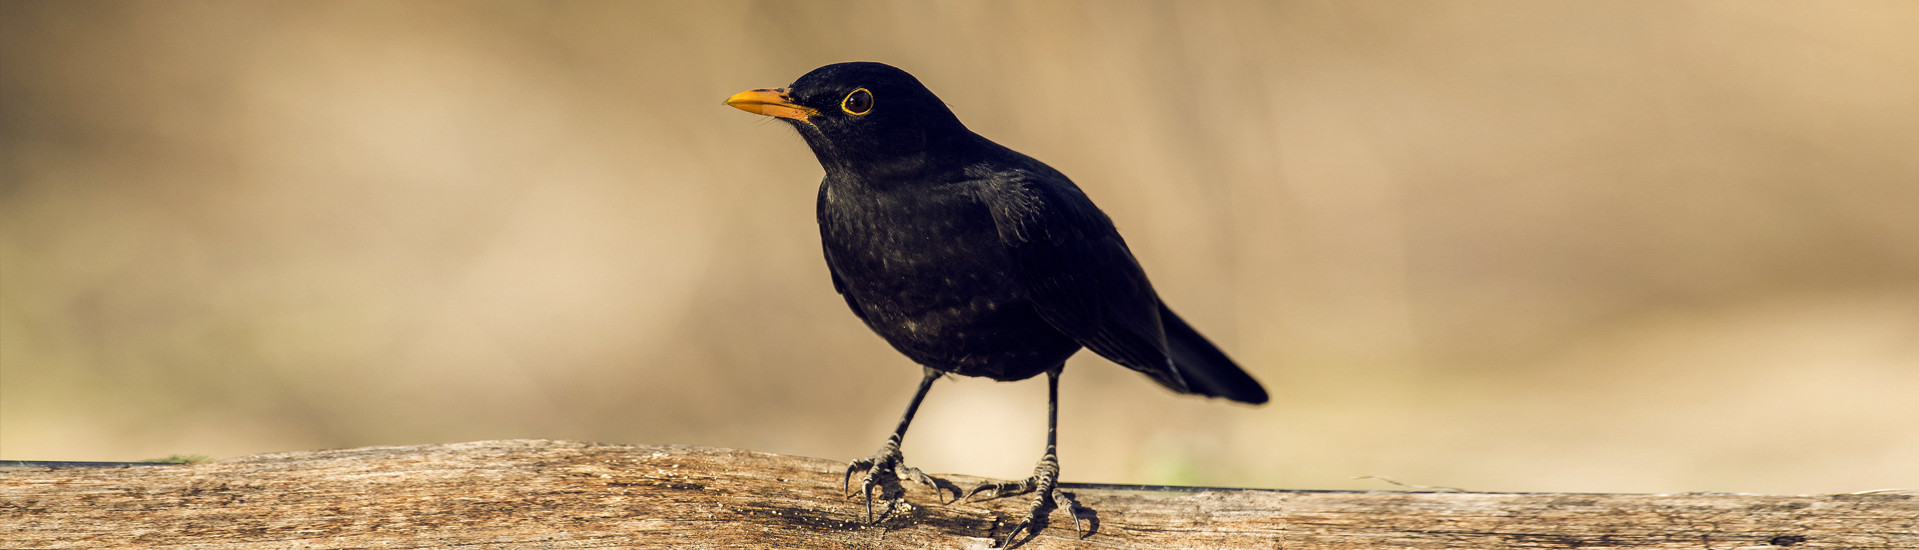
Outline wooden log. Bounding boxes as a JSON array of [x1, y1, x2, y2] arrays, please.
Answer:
[[2, 439, 1912, 549]]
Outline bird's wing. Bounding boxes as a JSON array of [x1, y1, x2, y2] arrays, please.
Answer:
[[983, 172, 1195, 394], [825, 266, 871, 324]]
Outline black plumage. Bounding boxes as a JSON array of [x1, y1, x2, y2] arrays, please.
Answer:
[[726, 62, 1266, 545]]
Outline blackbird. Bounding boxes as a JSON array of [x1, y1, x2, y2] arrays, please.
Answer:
[[726, 62, 1266, 546]]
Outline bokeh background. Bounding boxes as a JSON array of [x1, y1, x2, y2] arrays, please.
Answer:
[[4, 1, 1916, 494]]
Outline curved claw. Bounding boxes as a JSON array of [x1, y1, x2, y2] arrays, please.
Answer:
[[902, 466, 964, 503], [842, 459, 866, 497], [988, 487, 1086, 547], [964, 483, 994, 502], [999, 518, 1036, 548], [1054, 488, 1086, 539], [861, 476, 877, 522]]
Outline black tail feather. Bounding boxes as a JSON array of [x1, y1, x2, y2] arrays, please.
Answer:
[[1159, 304, 1268, 404]]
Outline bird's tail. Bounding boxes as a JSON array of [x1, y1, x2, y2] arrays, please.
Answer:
[[1160, 304, 1269, 404]]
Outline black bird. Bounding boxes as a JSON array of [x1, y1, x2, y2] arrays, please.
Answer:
[[726, 62, 1266, 545]]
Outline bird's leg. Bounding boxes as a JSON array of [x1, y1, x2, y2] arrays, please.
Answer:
[[965, 368, 1087, 546], [844, 367, 962, 522]]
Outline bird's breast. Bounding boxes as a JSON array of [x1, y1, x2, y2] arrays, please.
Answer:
[[820, 183, 1017, 304], [817, 181, 1077, 378]]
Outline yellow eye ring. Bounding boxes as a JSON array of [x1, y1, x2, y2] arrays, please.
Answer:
[[841, 88, 873, 115]]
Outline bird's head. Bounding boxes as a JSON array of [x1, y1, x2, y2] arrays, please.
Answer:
[[726, 62, 972, 182]]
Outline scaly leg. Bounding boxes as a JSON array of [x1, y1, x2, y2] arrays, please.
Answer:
[[845, 367, 962, 522], [964, 368, 1087, 547]]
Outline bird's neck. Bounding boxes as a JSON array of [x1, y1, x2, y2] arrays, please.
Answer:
[[817, 131, 984, 192]]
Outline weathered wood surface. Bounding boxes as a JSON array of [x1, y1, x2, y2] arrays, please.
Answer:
[[2, 439, 1913, 549]]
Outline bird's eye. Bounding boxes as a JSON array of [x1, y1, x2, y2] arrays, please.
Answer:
[[841, 88, 873, 115]]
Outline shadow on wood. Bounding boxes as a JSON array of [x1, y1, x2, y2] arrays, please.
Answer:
[[3, 439, 1913, 548]]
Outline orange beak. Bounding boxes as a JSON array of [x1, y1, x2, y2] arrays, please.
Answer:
[[724, 88, 818, 122]]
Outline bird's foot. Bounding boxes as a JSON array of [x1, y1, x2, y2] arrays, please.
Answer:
[[843, 435, 962, 523], [964, 451, 1087, 547]]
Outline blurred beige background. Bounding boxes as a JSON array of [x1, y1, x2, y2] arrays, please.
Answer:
[[4, 1, 1916, 494]]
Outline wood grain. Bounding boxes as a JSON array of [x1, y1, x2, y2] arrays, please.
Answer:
[[3, 440, 1912, 549]]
